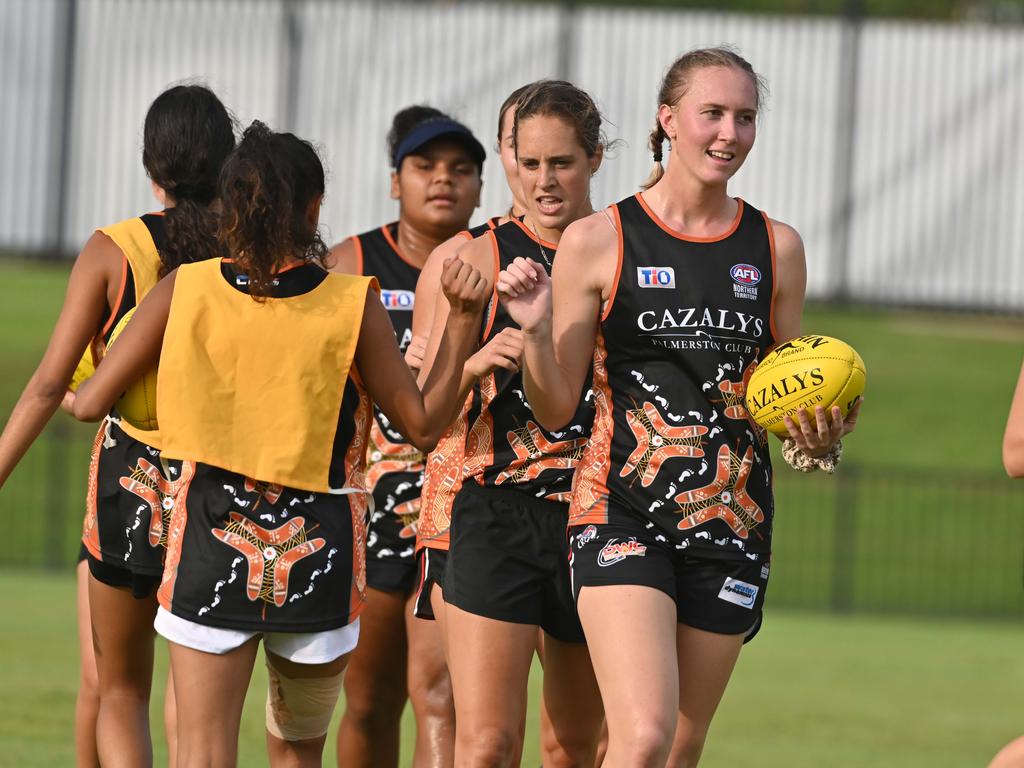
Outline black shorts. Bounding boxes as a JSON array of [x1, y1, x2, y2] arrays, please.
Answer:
[[444, 482, 584, 643], [159, 462, 363, 633], [82, 419, 181, 576], [413, 547, 447, 620], [365, 475, 420, 594], [569, 515, 769, 643], [87, 553, 161, 599]]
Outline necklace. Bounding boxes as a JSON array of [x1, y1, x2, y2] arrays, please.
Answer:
[[530, 221, 553, 269]]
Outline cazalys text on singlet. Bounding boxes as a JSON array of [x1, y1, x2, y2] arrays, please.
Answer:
[[637, 307, 764, 354]]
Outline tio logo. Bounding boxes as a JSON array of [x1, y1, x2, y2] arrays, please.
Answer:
[[381, 289, 415, 310], [730, 264, 761, 285], [636, 266, 676, 289]]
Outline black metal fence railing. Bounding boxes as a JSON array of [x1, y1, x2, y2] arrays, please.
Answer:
[[770, 465, 1024, 617], [2, 424, 1023, 619]]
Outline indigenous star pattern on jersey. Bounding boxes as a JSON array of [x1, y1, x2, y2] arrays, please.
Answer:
[[570, 195, 777, 559], [464, 219, 594, 502], [350, 223, 425, 548], [417, 217, 499, 551]]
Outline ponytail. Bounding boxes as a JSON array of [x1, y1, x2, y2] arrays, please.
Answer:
[[142, 83, 235, 275], [641, 119, 668, 191]]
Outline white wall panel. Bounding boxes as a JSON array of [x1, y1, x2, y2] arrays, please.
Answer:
[[1, 0, 1021, 310]]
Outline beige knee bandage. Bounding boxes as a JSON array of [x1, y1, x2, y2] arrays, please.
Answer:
[[265, 657, 344, 742]]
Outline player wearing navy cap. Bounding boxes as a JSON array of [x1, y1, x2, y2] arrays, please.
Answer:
[[329, 106, 485, 768]]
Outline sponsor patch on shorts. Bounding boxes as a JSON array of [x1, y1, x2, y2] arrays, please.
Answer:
[[718, 577, 758, 608], [597, 538, 647, 567], [575, 525, 598, 549]]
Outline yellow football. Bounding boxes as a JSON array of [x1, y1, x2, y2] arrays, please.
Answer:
[[107, 308, 159, 431], [744, 335, 865, 437], [69, 348, 97, 392]]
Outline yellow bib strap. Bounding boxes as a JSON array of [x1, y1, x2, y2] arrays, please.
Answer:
[[99, 216, 162, 304]]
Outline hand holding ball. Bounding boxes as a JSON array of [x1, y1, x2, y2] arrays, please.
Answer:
[[745, 335, 865, 437]]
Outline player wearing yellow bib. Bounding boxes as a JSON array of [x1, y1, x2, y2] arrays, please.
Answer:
[[0, 84, 233, 767], [73, 121, 489, 767]]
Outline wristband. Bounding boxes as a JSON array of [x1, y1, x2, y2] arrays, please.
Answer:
[[781, 437, 842, 474]]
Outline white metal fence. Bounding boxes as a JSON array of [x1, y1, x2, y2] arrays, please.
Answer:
[[1, 0, 1022, 309]]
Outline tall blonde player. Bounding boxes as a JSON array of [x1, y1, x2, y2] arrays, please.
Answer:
[[498, 49, 858, 766]]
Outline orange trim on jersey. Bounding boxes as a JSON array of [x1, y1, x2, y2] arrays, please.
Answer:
[[349, 235, 365, 276], [761, 211, 779, 344], [568, 331, 614, 527], [380, 222, 423, 271], [511, 217, 558, 250], [480, 230, 501, 342], [82, 423, 106, 559], [600, 205, 625, 322], [634, 193, 744, 243], [487, 216, 500, 230], [220, 257, 308, 276], [100, 256, 129, 338]]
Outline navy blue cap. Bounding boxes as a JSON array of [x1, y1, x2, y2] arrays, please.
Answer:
[[392, 117, 486, 172]]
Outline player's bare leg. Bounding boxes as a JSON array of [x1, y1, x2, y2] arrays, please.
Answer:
[[989, 736, 1024, 768], [577, 585, 679, 768], [336, 587, 408, 767], [168, 636, 258, 767], [164, 670, 177, 767], [665, 626, 743, 767], [88, 575, 158, 768], [445, 604, 536, 768], [540, 634, 603, 767], [265, 650, 351, 767], [407, 592, 455, 768], [75, 560, 100, 768]]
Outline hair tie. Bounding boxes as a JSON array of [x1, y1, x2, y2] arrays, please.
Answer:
[[653, 148, 663, 163]]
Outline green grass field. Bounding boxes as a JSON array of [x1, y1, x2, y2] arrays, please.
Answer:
[[0, 570, 1021, 767], [2, 259, 1024, 765], [3, 257, 1024, 472], [4, 258, 1024, 612]]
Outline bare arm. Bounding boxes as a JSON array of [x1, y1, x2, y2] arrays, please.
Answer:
[[416, 236, 495, 421], [0, 232, 120, 487], [408, 233, 469, 375], [358, 257, 489, 452], [498, 214, 616, 430], [770, 219, 807, 345], [1003, 360, 1024, 477], [326, 237, 360, 275], [769, 218, 860, 455], [73, 272, 176, 422]]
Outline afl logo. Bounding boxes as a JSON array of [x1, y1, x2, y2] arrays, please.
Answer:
[[380, 289, 415, 310], [730, 264, 761, 285]]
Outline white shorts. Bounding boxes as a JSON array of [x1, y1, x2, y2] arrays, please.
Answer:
[[155, 607, 360, 664]]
